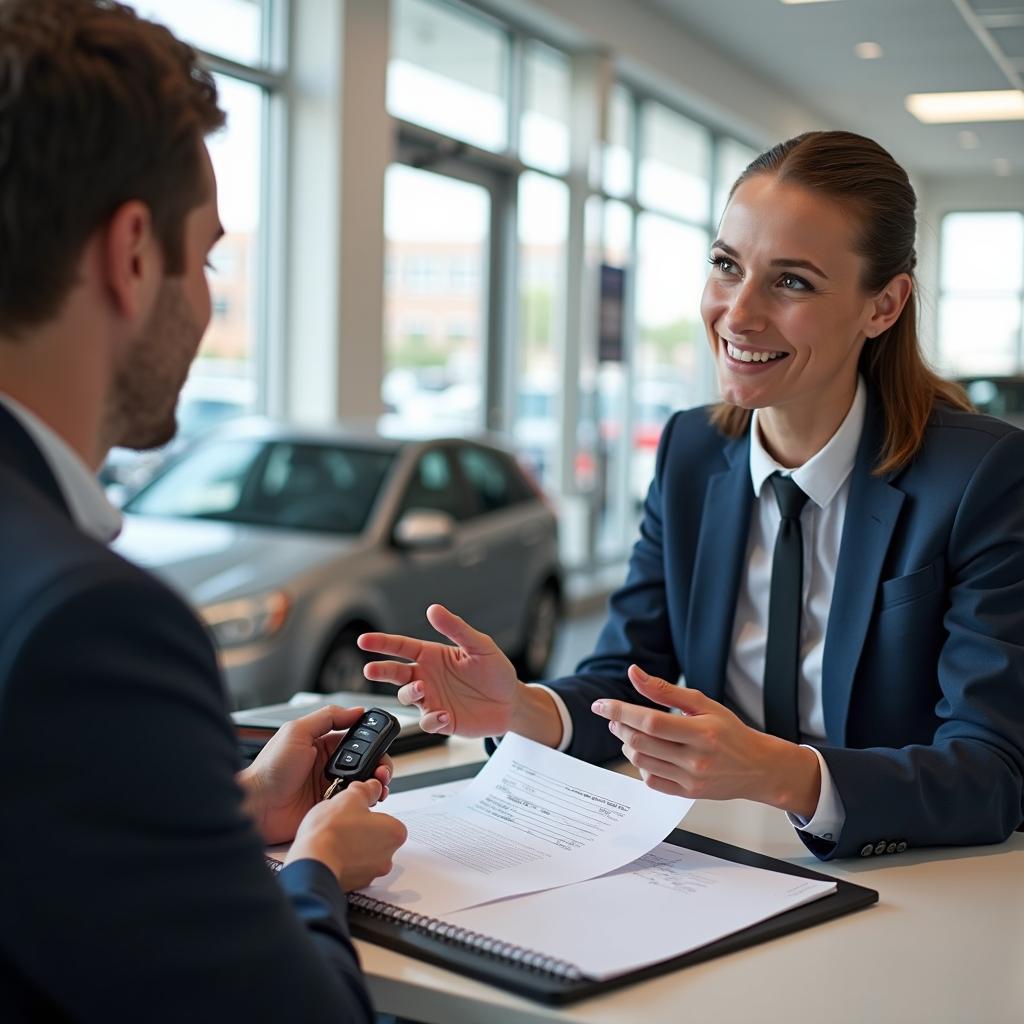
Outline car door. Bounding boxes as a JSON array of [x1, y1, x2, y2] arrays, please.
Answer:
[[376, 446, 477, 638], [450, 443, 544, 648]]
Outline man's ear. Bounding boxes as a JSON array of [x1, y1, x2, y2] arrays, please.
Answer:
[[865, 272, 912, 339], [101, 200, 162, 321]]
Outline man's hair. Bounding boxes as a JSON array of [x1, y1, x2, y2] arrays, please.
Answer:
[[0, 0, 226, 335]]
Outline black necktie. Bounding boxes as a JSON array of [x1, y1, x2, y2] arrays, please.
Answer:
[[763, 472, 809, 743]]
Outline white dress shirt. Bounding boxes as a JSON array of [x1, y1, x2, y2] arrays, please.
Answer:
[[0, 393, 122, 543], [536, 378, 867, 846]]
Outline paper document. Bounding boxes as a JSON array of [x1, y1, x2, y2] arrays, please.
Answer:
[[445, 841, 837, 980], [362, 733, 692, 916]]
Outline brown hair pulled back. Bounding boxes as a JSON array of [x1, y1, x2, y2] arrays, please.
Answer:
[[0, 0, 225, 336], [709, 130, 970, 475]]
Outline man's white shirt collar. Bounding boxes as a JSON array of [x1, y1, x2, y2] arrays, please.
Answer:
[[749, 377, 866, 509], [0, 393, 122, 543]]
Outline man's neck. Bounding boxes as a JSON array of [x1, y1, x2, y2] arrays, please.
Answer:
[[0, 316, 111, 471]]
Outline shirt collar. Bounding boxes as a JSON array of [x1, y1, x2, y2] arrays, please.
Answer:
[[748, 376, 866, 509], [0, 394, 122, 543]]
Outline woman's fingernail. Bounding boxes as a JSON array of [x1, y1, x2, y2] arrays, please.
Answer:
[[413, 682, 424, 697], [592, 700, 606, 714], [438, 712, 450, 725], [633, 665, 649, 681]]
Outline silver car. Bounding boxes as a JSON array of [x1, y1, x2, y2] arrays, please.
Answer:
[[113, 420, 562, 709]]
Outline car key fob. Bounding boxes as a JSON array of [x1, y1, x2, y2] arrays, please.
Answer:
[[323, 708, 401, 799]]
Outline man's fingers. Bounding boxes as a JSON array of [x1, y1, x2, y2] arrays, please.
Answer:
[[357, 631, 423, 661], [290, 704, 364, 739], [425, 604, 492, 655], [363, 660, 416, 685], [344, 778, 383, 807]]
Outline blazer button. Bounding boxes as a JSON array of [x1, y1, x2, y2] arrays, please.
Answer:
[[885, 842, 897, 855], [874, 840, 887, 855], [896, 841, 908, 853], [860, 843, 874, 857]]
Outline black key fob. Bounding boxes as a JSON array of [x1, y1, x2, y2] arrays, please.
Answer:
[[323, 708, 401, 799]]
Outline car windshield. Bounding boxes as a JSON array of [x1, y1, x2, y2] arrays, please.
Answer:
[[125, 438, 396, 535]]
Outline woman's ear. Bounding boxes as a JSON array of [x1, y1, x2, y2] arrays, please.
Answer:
[[865, 272, 912, 339]]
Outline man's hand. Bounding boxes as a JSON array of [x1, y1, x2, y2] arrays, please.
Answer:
[[358, 605, 523, 738], [238, 705, 393, 846], [287, 780, 408, 891], [591, 665, 821, 817]]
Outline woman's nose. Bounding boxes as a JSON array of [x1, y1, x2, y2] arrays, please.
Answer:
[[721, 281, 767, 335]]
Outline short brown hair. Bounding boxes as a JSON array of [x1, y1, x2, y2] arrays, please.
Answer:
[[0, 0, 226, 335], [710, 130, 971, 475]]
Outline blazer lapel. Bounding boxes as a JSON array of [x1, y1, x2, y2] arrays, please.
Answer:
[[685, 433, 752, 700], [822, 395, 904, 743], [0, 399, 71, 517]]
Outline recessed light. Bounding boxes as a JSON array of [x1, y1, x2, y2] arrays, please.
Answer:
[[958, 130, 980, 149], [853, 41, 884, 60], [993, 158, 1012, 176], [905, 90, 1024, 124]]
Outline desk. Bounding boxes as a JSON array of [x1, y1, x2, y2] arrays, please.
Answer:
[[359, 737, 1024, 1024]]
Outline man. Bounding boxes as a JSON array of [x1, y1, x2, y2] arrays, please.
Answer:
[[0, 2, 406, 1019]]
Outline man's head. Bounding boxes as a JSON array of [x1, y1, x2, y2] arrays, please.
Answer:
[[0, 0, 226, 450]]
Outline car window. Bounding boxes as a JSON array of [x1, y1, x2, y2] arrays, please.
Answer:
[[127, 439, 395, 534], [126, 439, 264, 517], [399, 449, 466, 520], [457, 445, 525, 516]]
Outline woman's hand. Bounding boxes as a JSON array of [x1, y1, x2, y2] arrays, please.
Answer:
[[358, 604, 556, 740], [238, 705, 393, 846], [591, 665, 821, 817]]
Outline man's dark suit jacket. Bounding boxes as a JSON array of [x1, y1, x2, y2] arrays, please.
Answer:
[[0, 403, 374, 1022], [546, 389, 1024, 860]]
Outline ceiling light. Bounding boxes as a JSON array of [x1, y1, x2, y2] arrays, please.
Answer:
[[958, 130, 980, 149], [993, 158, 1012, 176], [905, 90, 1024, 123], [853, 42, 884, 60]]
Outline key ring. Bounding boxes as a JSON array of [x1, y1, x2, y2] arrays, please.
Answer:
[[323, 778, 346, 800]]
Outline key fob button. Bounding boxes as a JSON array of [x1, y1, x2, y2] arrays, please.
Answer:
[[362, 714, 385, 732], [337, 750, 361, 768], [352, 727, 376, 743], [342, 738, 369, 756]]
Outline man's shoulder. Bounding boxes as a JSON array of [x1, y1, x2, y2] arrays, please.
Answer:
[[0, 466, 201, 659]]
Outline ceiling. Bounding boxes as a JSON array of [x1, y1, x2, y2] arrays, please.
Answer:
[[646, 0, 1024, 180]]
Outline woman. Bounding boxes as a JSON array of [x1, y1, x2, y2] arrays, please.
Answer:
[[359, 131, 1024, 860]]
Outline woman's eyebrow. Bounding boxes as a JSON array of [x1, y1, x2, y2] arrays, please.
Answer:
[[710, 239, 829, 280]]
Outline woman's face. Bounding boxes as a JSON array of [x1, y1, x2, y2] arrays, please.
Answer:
[[700, 175, 880, 418]]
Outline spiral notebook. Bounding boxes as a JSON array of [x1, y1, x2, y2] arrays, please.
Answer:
[[346, 762, 878, 1006]]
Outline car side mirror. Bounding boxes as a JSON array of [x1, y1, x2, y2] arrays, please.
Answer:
[[393, 509, 456, 551]]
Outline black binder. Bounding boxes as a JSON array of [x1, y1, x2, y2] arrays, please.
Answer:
[[349, 761, 879, 1006]]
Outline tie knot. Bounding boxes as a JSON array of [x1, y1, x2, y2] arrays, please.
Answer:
[[769, 472, 809, 520]]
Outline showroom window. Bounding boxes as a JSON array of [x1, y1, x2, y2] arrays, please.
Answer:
[[937, 211, 1024, 376], [385, 0, 762, 565], [131, 0, 287, 420]]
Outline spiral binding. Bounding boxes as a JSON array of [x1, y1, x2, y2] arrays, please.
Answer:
[[349, 893, 585, 981]]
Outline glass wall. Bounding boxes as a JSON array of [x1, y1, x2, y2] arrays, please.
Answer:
[[938, 212, 1024, 376], [381, 165, 491, 433], [385, 0, 761, 565]]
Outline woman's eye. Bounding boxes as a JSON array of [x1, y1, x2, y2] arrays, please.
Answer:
[[779, 273, 811, 291], [708, 254, 737, 274]]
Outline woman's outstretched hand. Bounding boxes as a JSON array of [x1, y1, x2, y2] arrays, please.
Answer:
[[357, 604, 522, 738]]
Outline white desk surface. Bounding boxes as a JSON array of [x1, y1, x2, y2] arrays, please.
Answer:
[[357, 736, 1024, 1024]]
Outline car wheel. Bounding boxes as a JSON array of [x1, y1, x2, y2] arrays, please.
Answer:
[[512, 581, 561, 681], [314, 624, 381, 694]]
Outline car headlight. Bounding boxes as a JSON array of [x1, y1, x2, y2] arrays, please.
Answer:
[[199, 590, 291, 648]]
